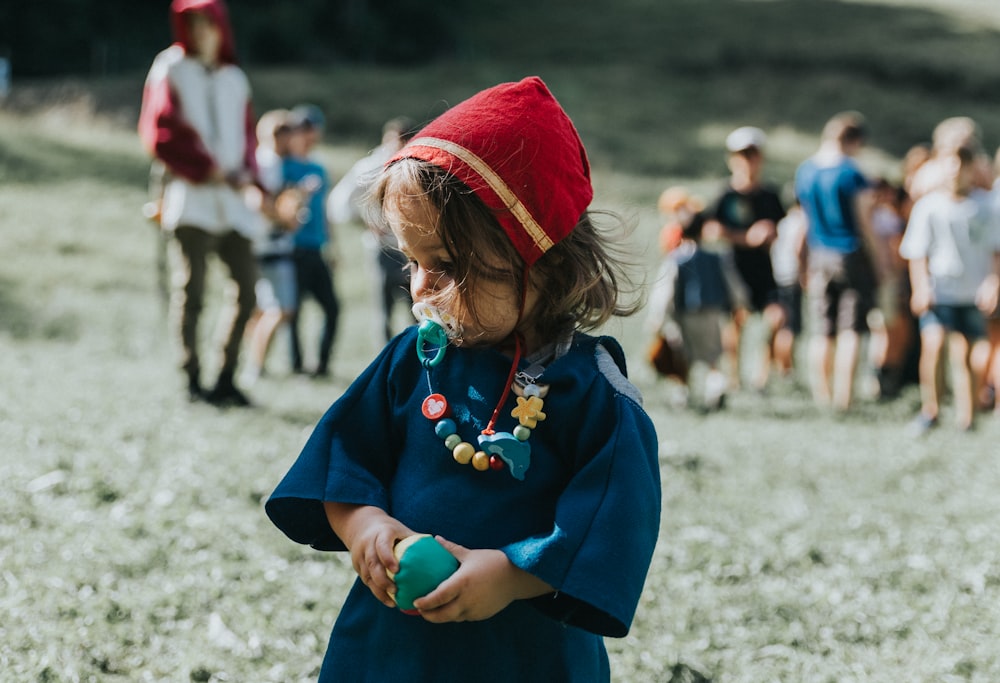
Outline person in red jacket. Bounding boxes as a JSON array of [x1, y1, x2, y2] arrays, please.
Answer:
[[138, 0, 259, 406]]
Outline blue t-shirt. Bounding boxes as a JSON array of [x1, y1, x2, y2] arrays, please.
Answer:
[[282, 155, 330, 250], [795, 156, 870, 253], [266, 327, 661, 682]]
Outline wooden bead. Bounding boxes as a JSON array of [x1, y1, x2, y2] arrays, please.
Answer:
[[434, 418, 457, 438], [453, 442, 475, 465], [513, 425, 532, 441], [444, 434, 462, 450], [489, 455, 505, 471], [472, 450, 490, 471]]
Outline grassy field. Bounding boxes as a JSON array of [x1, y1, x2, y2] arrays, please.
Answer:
[[4, 1, 1000, 681]]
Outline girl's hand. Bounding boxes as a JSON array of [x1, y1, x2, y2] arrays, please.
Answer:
[[323, 503, 413, 608], [412, 537, 553, 623]]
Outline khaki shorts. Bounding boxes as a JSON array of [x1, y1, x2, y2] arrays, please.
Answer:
[[807, 248, 876, 337]]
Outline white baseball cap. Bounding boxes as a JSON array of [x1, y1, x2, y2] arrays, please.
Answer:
[[725, 126, 767, 153]]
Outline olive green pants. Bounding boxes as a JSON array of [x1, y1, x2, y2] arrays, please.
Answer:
[[169, 226, 258, 382]]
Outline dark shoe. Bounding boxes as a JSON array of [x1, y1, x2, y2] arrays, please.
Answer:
[[206, 371, 252, 408], [310, 366, 330, 380], [187, 381, 206, 403]]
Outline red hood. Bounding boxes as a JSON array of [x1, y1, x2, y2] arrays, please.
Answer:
[[169, 0, 238, 65]]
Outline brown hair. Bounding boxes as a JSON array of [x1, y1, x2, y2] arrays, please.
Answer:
[[822, 111, 868, 147], [372, 158, 642, 344]]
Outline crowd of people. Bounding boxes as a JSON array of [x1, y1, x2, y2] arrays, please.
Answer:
[[648, 112, 1000, 434], [137, 0, 1000, 438], [138, 0, 415, 407]]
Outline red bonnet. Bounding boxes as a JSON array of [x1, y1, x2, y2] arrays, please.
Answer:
[[390, 76, 593, 267]]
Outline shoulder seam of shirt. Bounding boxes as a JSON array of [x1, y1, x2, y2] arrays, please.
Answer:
[[594, 343, 643, 407]]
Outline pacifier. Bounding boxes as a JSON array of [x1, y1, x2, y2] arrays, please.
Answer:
[[413, 302, 462, 368], [412, 302, 462, 339]]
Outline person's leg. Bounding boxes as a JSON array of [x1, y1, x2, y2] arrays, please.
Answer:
[[290, 250, 309, 373], [310, 252, 340, 376], [917, 323, 946, 423], [948, 332, 974, 430], [969, 337, 992, 415], [170, 226, 210, 399], [831, 329, 860, 411], [215, 231, 258, 376], [245, 258, 299, 383], [207, 231, 257, 406], [722, 308, 746, 390], [755, 301, 785, 389], [980, 317, 1000, 412], [773, 285, 802, 377]]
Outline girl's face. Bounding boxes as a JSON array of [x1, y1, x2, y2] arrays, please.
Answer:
[[185, 12, 222, 66], [385, 191, 538, 349]]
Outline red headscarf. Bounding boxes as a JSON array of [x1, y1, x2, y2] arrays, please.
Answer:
[[391, 77, 593, 267], [169, 0, 238, 65]]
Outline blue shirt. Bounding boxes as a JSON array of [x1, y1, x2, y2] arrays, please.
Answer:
[[795, 156, 870, 253], [282, 155, 330, 250], [266, 327, 661, 682]]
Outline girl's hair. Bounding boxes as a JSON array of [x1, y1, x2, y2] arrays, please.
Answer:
[[372, 158, 643, 343]]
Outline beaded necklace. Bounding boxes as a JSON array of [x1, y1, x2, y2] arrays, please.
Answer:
[[414, 308, 548, 482]]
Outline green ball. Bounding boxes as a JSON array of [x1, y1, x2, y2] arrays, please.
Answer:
[[391, 535, 460, 612]]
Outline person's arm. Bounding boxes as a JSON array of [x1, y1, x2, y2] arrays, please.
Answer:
[[138, 71, 220, 184], [908, 257, 933, 316]]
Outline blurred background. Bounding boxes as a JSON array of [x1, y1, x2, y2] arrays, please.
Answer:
[[4, 0, 1000, 182]]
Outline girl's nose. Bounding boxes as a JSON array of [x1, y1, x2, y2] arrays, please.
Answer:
[[410, 265, 438, 299]]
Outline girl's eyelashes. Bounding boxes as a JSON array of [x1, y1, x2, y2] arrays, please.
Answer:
[[404, 258, 454, 277]]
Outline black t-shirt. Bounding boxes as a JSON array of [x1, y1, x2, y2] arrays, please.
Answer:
[[709, 186, 785, 308]]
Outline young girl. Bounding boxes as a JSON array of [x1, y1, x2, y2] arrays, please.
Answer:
[[900, 143, 1000, 434], [265, 77, 661, 681]]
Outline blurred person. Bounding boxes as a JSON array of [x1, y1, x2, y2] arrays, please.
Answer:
[[770, 194, 808, 378], [138, 0, 259, 407], [795, 111, 880, 411], [704, 126, 786, 391], [328, 116, 417, 342], [908, 117, 992, 201], [242, 109, 298, 386], [648, 188, 746, 411], [901, 142, 932, 200], [982, 146, 1000, 415], [285, 106, 340, 378], [900, 142, 1000, 434], [866, 178, 914, 399]]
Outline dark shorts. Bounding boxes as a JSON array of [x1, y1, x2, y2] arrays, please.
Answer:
[[733, 249, 778, 312], [807, 248, 876, 337], [776, 284, 803, 335], [919, 304, 987, 340]]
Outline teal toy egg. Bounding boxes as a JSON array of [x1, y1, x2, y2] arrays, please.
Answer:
[[388, 534, 460, 613]]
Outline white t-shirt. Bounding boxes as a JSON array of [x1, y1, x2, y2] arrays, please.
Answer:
[[771, 206, 808, 287], [899, 188, 1000, 304]]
